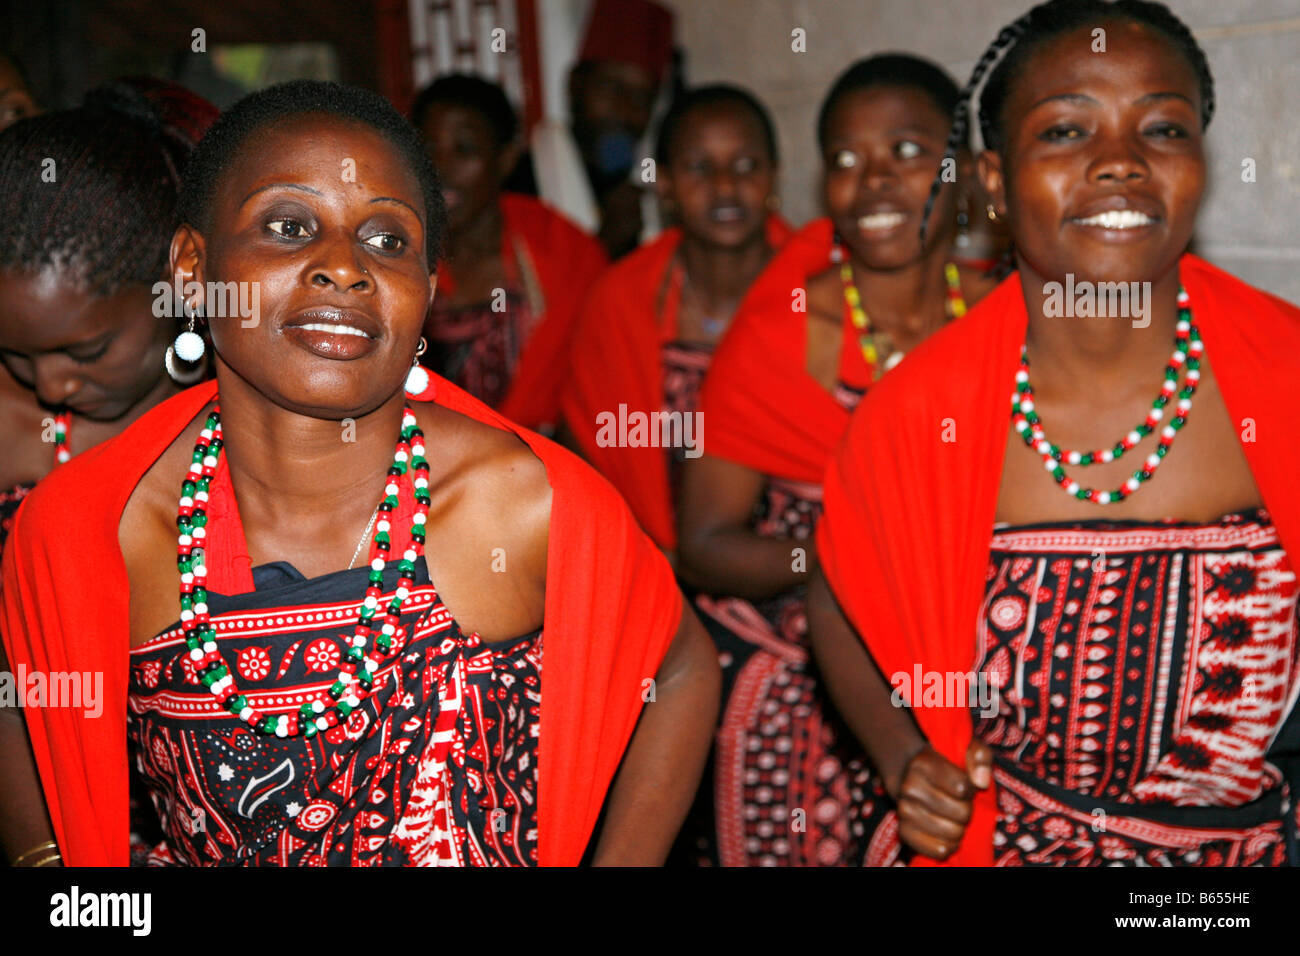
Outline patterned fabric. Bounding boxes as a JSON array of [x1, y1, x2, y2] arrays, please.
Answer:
[[976, 510, 1300, 866], [682, 379, 902, 867], [127, 559, 541, 866], [661, 339, 713, 502], [424, 286, 538, 410], [0, 481, 33, 557]]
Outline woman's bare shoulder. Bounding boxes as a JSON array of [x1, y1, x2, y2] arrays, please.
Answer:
[[417, 404, 552, 559]]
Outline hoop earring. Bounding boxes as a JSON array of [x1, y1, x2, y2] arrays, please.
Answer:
[[165, 302, 208, 385], [405, 336, 430, 395], [986, 203, 1001, 223]]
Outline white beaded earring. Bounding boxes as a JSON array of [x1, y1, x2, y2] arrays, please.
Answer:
[[404, 336, 429, 395], [165, 296, 208, 385]]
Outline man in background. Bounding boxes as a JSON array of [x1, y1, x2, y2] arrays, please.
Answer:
[[526, 0, 675, 259]]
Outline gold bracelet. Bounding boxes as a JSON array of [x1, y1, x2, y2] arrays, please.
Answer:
[[10, 840, 58, 867], [31, 852, 62, 867]]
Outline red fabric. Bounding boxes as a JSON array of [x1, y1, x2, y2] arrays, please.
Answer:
[[1, 375, 682, 867], [562, 216, 793, 548], [700, 218, 872, 483], [475, 193, 608, 429], [578, 0, 674, 83], [116, 76, 219, 150], [816, 254, 1300, 866]]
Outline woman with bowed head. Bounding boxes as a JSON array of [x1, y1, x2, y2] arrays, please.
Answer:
[[812, 0, 1300, 866], [1, 80, 719, 867], [0, 80, 217, 867], [0, 80, 217, 557]]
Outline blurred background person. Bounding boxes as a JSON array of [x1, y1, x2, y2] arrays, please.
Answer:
[[563, 84, 789, 558], [414, 73, 607, 433], [527, 0, 676, 258]]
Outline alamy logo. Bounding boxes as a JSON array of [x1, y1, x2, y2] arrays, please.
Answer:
[[50, 886, 151, 936], [890, 665, 999, 718], [0, 666, 102, 718], [1043, 273, 1152, 328], [594, 404, 703, 459], [152, 278, 261, 328]]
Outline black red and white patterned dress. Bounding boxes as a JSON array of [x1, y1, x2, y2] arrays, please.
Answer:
[[423, 236, 544, 411], [423, 286, 538, 411], [127, 558, 541, 866], [976, 509, 1300, 865], [682, 381, 902, 867], [661, 339, 713, 499]]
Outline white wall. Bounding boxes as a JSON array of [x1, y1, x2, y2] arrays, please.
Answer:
[[662, 0, 1300, 301]]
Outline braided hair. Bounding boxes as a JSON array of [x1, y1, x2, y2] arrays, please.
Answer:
[[0, 80, 214, 296], [918, 0, 1215, 243]]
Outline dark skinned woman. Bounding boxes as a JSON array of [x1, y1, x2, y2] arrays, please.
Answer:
[[675, 55, 995, 867], [1, 81, 719, 867], [562, 84, 790, 560], [0, 80, 217, 868], [813, 0, 1300, 866]]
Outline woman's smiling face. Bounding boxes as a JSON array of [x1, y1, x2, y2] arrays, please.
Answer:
[[182, 113, 436, 418], [822, 84, 956, 270], [980, 20, 1207, 287]]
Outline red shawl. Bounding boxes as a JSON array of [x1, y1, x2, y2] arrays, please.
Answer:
[[561, 216, 793, 548], [817, 254, 1300, 865], [0, 376, 682, 866], [445, 192, 607, 430], [700, 217, 872, 483]]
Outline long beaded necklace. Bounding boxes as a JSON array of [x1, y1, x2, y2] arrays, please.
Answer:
[[1011, 287, 1202, 505], [53, 409, 72, 465], [840, 259, 967, 378], [176, 404, 432, 737]]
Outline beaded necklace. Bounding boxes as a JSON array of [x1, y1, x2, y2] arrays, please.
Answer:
[[176, 404, 431, 737], [1011, 287, 1201, 505], [840, 259, 966, 378], [54, 409, 72, 465]]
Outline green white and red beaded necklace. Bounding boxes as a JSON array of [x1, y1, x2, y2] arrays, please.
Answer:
[[53, 409, 72, 464], [1011, 287, 1202, 505], [176, 404, 432, 737]]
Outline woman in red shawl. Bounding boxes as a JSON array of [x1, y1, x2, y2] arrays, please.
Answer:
[[674, 56, 995, 867], [813, 0, 1300, 867], [0, 81, 719, 868], [413, 74, 607, 433], [562, 84, 790, 557]]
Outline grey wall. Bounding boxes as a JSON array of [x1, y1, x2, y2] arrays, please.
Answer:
[[662, 0, 1300, 302]]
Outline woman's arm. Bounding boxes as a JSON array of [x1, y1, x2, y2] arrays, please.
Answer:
[[806, 568, 925, 794], [0, 640, 61, 865], [806, 567, 991, 860], [676, 453, 810, 600], [590, 601, 720, 866]]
